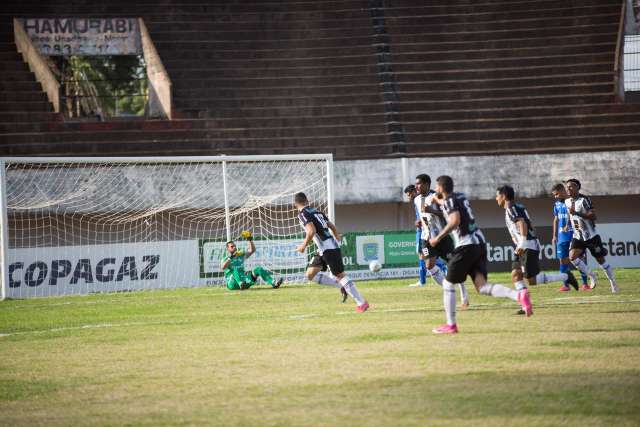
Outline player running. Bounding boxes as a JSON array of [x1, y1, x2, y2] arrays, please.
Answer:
[[551, 183, 588, 291], [495, 185, 578, 294], [429, 176, 533, 334], [564, 179, 618, 293], [294, 192, 369, 312], [415, 174, 469, 308], [221, 233, 283, 290]]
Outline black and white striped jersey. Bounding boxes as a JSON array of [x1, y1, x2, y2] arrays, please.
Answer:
[[564, 195, 598, 241], [414, 190, 446, 240], [505, 203, 540, 251], [441, 192, 485, 247], [298, 206, 339, 254]]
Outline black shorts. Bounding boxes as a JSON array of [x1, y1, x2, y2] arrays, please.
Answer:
[[421, 235, 455, 261], [446, 244, 488, 284], [570, 235, 608, 258], [308, 248, 345, 275], [512, 249, 541, 279]]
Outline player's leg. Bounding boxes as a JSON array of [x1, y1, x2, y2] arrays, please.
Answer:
[[437, 236, 468, 308], [410, 233, 428, 287], [328, 249, 368, 312], [578, 252, 589, 288], [557, 241, 578, 291], [252, 266, 283, 288], [589, 236, 618, 293], [433, 246, 469, 333], [226, 274, 241, 290], [526, 249, 578, 289], [569, 240, 597, 289], [474, 246, 532, 316]]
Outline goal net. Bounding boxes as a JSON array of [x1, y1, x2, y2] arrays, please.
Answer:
[[0, 155, 333, 299]]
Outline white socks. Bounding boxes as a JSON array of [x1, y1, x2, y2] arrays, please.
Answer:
[[442, 280, 457, 325], [534, 272, 567, 284], [480, 283, 519, 302], [428, 266, 445, 286], [514, 280, 527, 291], [600, 262, 615, 283], [572, 257, 593, 276], [429, 266, 468, 305], [339, 276, 366, 305], [458, 283, 469, 305], [312, 271, 341, 288]]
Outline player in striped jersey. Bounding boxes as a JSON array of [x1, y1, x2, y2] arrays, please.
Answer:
[[429, 176, 533, 334], [564, 179, 618, 293], [415, 174, 469, 308], [551, 183, 588, 291], [404, 184, 428, 287], [496, 186, 578, 306], [294, 192, 370, 312]]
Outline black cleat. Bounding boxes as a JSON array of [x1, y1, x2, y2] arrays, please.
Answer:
[[566, 271, 579, 291], [273, 278, 283, 289], [340, 287, 348, 303], [515, 309, 525, 315]]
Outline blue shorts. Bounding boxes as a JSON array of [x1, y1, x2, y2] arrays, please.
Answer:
[[556, 240, 570, 259]]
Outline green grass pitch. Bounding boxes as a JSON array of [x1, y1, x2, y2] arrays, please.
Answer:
[[1, 269, 639, 426]]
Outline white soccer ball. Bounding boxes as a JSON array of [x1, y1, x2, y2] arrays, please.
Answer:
[[369, 260, 382, 272]]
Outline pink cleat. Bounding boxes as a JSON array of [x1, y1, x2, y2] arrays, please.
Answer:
[[517, 289, 533, 317], [580, 284, 591, 291], [356, 301, 370, 313], [558, 285, 571, 292], [432, 324, 458, 334]]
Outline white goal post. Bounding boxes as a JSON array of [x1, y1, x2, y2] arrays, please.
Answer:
[[0, 154, 334, 299]]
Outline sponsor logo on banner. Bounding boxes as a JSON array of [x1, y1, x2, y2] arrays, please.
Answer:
[[6, 240, 201, 298], [355, 235, 385, 265]]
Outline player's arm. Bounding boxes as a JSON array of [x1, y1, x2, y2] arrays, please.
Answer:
[[221, 256, 232, 270], [245, 239, 256, 258], [552, 216, 559, 243], [327, 221, 341, 242], [515, 218, 528, 253], [429, 210, 459, 247], [296, 222, 316, 253], [578, 208, 597, 221]]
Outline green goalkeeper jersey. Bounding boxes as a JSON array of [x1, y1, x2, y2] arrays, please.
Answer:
[[223, 252, 246, 278]]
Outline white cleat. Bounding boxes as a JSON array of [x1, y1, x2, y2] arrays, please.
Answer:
[[588, 272, 597, 289], [408, 281, 425, 288]]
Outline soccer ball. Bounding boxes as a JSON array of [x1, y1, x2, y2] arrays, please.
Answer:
[[369, 260, 382, 273]]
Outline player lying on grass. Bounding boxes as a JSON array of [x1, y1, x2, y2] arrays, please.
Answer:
[[221, 232, 283, 290], [294, 192, 369, 312]]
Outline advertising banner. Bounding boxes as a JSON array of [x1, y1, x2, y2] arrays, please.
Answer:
[[21, 18, 142, 55], [6, 223, 638, 297], [340, 223, 640, 278]]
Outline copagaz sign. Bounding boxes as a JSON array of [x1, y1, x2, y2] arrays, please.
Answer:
[[20, 18, 141, 55]]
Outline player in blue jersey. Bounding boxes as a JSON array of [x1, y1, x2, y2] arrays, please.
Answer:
[[404, 184, 428, 287], [551, 183, 588, 291]]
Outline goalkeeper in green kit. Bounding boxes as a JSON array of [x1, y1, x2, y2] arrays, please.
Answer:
[[221, 230, 283, 290]]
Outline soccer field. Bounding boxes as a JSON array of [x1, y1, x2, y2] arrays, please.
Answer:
[[1, 270, 639, 426]]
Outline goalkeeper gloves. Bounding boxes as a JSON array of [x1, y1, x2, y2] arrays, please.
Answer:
[[240, 230, 253, 240]]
